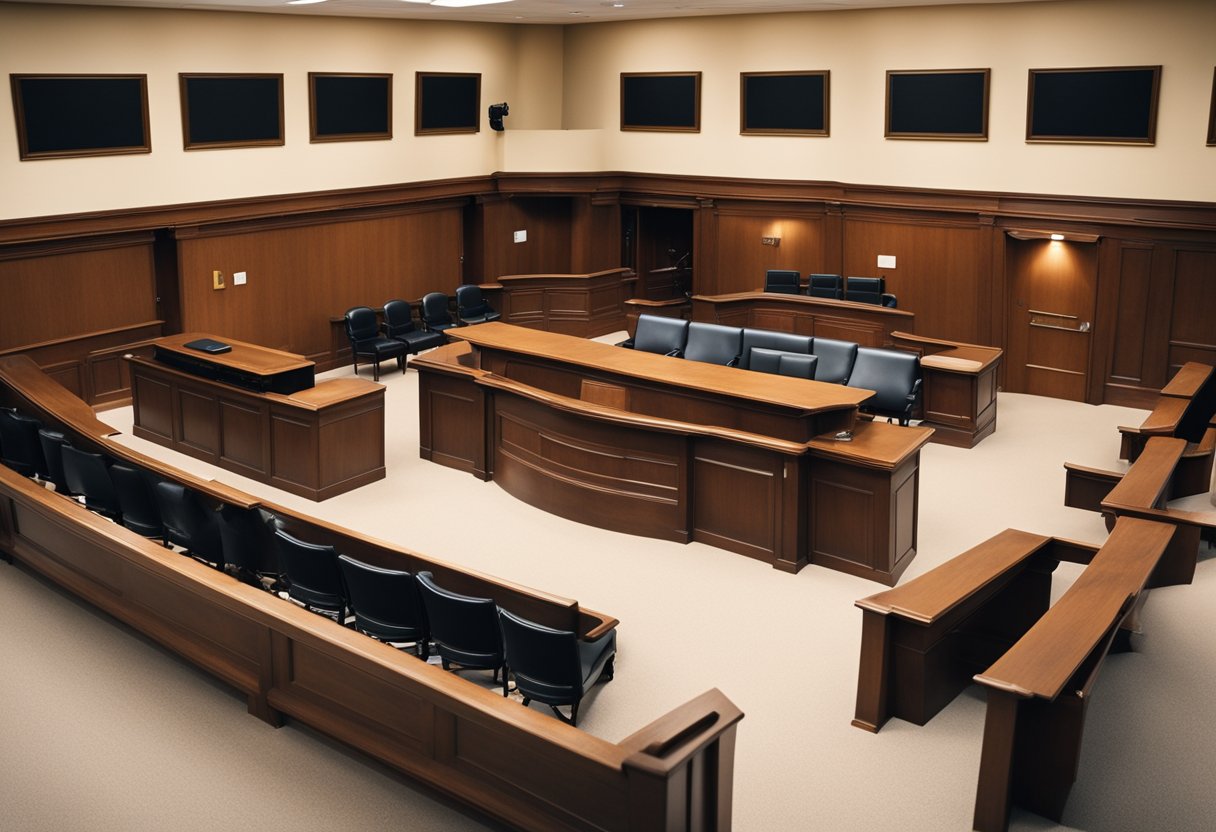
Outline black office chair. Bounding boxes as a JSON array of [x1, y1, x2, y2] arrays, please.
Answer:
[[763, 270, 801, 294], [847, 347, 922, 425], [455, 284, 502, 325], [273, 529, 347, 621], [807, 274, 843, 300], [420, 292, 459, 335], [344, 305, 408, 382], [499, 608, 616, 726], [0, 408, 48, 480], [37, 428, 72, 493], [739, 329, 813, 370], [811, 337, 859, 384], [109, 462, 164, 540], [152, 480, 224, 566], [338, 555, 429, 656], [880, 293, 898, 308], [623, 314, 689, 357], [683, 322, 744, 366], [748, 347, 819, 380], [216, 504, 281, 589], [60, 445, 122, 521], [844, 276, 885, 305], [416, 571, 506, 695], [382, 299, 447, 355]]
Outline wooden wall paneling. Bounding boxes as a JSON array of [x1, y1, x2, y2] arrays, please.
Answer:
[[1096, 240, 1155, 405], [153, 228, 182, 336], [1167, 247, 1216, 374], [509, 197, 574, 276], [694, 199, 717, 296], [988, 225, 1010, 391], [569, 194, 622, 275], [633, 206, 696, 299], [711, 203, 827, 295], [822, 203, 844, 276]]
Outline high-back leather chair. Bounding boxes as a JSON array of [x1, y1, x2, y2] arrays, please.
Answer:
[[847, 347, 922, 425], [629, 314, 690, 357], [807, 274, 843, 300], [455, 284, 502, 325], [763, 270, 801, 294], [844, 276, 885, 305], [683, 322, 744, 366], [216, 504, 280, 588], [0, 408, 48, 479], [61, 445, 122, 521], [273, 529, 346, 621], [881, 293, 898, 308], [739, 329, 813, 370], [748, 348, 819, 379], [382, 299, 446, 355], [37, 428, 71, 493], [109, 462, 164, 539], [338, 555, 429, 656], [416, 571, 506, 695], [420, 292, 458, 334], [498, 608, 616, 726], [344, 305, 408, 382], [152, 480, 224, 565], [811, 337, 859, 384]]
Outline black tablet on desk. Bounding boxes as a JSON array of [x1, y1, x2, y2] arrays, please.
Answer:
[[183, 338, 231, 354]]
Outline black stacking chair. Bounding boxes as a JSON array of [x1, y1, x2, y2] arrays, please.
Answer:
[[844, 276, 885, 305], [37, 428, 72, 493], [152, 480, 224, 565], [216, 504, 280, 588], [455, 284, 502, 325], [0, 408, 48, 479], [344, 305, 408, 382], [416, 571, 506, 695], [338, 555, 429, 656], [109, 462, 164, 539], [763, 270, 801, 294], [847, 347, 922, 425], [739, 329, 813, 370], [61, 445, 122, 521], [382, 299, 447, 355], [499, 608, 616, 726], [420, 292, 459, 335], [811, 337, 859, 384], [273, 529, 346, 621], [807, 274, 843, 300], [622, 314, 690, 357], [683, 322, 744, 366]]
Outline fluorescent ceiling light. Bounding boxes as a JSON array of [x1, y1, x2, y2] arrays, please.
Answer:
[[430, 0, 514, 7]]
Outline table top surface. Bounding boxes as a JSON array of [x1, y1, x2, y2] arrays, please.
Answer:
[[155, 333, 314, 377]]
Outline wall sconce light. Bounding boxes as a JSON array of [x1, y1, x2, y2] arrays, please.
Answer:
[[761, 236, 781, 247], [488, 102, 509, 132], [1050, 233, 1065, 241]]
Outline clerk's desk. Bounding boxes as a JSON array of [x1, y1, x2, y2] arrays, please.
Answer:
[[127, 334, 385, 500], [412, 323, 933, 584]]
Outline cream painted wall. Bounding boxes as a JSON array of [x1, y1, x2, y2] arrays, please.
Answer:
[[0, 4, 560, 220], [562, 0, 1216, 201]]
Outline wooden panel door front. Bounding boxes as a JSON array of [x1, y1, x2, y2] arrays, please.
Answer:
[[1005, 237, 1098, 402]]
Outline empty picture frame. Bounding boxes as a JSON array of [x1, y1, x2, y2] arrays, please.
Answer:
[[309, 73, 392, 142], [415, 72, 480, 135], [621, 72, 701, 132], [1027, 66, 1161, 144], [11, 74, 150, 160], [741, 71, 829, 136], [885, 69, 990, 140], [180, 74, 284, 150]]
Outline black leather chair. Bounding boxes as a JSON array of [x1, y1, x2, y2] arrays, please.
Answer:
[[61, 445, 122, 521], [880, 293, 898, 308], [499, 608, 616, 726], [684, 322, 743, 366], [847, 347, 922, 425], [109, 462, 164, 539], [626, 314, 689, 357], [807, 274, 843, 300], [844, 276, 885, 305], [416, 571, 506, 695], [455, 284, 502, 325], [763, 270, 801, 294], [748, 347, 819, 379], [216, 504, 280, 588], [811, 337, 859, 384], [152, 480, 224, 565], [739, 329, 813, 370], [37, 428, 71, 494], [382, 299, 446, 355], [273, 529, 347, 621], [337, 555, 429, 656], [344, 305, 408, 382], [420, 292, 459, 335], [0, 408, 48, 479]]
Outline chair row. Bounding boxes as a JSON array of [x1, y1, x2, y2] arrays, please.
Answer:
[[764, 270, 898, 308], [342, 285, 502, 381], [620, 315, 922, 424]]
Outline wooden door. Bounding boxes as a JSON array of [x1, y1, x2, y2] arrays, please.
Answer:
[[1005, 237, 1098, 402]]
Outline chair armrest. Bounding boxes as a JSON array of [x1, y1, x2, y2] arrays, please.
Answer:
[[616, 338, 635, 349]]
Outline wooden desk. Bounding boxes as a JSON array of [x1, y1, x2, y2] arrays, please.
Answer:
[[479, 268, 636, 337], [691, 291, 914, 347], [890, 332, 1003, 448], [128, 334, 385, 501], [413, 323, 933, 583], [972, 517, 1174, 832]]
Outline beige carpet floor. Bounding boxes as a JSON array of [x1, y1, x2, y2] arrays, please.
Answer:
[[2, 341, 1214, 831]]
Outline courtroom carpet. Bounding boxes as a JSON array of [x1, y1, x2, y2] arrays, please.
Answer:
[[2, 339, 1214, 832]]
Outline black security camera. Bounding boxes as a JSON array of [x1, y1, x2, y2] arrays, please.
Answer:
[[488, 102, 509, 132]]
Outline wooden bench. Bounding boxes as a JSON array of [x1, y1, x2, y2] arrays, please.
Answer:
[[1116, 361, 1216, 493], [853, 529, 1096, 732], [971, 517, 1175, 832]]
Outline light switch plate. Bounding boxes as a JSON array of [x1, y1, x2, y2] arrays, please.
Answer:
[[513, 230, 527, 243], [233, 271, 247, 286], [877, 254, 896, 269]]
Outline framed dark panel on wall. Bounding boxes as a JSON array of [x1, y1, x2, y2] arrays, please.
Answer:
[[885, 69, 989, 140], [309, 73, 392, 142], [1208, 67, 1215, 146], [621, 72, 701, 132], [740, 71, 829, 136], [1027, 66, 1161, 144], [415, 72, 480, 135], [180, 73, 284, 150], [11, 74, 150, 160]]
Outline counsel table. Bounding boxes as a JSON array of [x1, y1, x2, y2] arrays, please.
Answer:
[[412, 323, 933, 583]]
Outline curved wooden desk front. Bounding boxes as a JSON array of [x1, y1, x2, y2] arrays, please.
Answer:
[[479, 267, 636, 338], [413, 323, 933, 584]]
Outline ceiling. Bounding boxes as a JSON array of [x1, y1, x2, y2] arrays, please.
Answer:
[[12, 0, 1054, 26]]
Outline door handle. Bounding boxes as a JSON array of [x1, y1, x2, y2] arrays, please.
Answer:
[[1079, 321, 1091, 332]]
